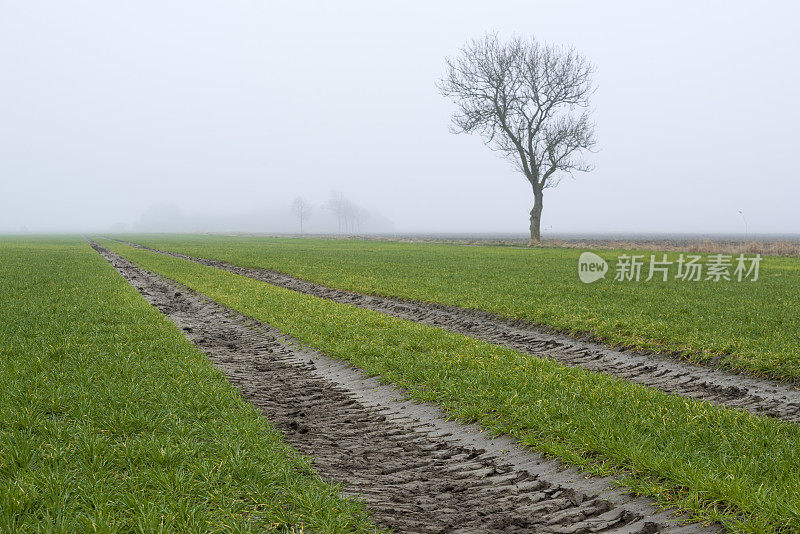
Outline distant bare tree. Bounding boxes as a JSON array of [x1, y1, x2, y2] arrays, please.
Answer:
[[342, 199, 366, 233], [291, 197, 312, 234], [326, 191, 367, 234], [326, 192, 347, 234], [439, 34, 596, 243]]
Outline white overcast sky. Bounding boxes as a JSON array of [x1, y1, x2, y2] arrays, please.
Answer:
[[1, 1, 798, 235]]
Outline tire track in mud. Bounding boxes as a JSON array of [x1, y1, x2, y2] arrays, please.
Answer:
[[115, 239, 800, 423], [91, 242, 715, 533]]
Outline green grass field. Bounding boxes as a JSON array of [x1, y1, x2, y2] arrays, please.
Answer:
[[0, 238, 376, 533], [105, 239, 800, 534], [121, 234, 800, 382]]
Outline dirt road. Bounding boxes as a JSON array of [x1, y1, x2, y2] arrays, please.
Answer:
[[118, 239, 800, 423], [93, 242, 715, 533]]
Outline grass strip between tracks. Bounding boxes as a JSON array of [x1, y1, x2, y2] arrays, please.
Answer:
[[0, 238, 376, 533], [105, 239, 800, 534], [122, 234, 800, 382]]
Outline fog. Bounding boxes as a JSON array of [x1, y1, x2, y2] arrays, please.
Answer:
[[1, 1, 798, 236]]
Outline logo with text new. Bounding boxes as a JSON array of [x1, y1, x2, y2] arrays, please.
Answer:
[[578, 252, 608, 284]]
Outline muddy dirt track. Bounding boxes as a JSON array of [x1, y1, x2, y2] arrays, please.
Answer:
[[92, 242, 715, 533], [116, 239, 800, 423]]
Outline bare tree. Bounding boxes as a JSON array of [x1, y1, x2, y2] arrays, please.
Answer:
[[327, 191, 347, 234], [326, 191, 367, 234], [291, 196, 312, 234], [439, 34, 596, 243]]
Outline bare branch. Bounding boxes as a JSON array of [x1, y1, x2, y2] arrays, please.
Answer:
[[439, 34, 596, 192]]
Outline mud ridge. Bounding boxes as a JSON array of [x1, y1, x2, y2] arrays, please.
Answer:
[[91, 242, 716, 533], [114, 239, 800, 423]]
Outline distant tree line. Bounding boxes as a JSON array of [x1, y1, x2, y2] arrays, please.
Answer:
[[290, 191, 369, 234]]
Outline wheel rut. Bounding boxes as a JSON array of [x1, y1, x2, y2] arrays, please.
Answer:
[[114, 239, 800, 423], [91, 242, 717, 533]]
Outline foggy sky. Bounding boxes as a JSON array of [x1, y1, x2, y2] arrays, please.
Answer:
[[1, 1, 798, 235]]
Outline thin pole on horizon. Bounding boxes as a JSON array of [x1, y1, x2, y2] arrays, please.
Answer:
[[738, 210, 749, 240]]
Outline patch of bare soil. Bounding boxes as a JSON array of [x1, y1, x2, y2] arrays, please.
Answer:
[[92, 242, 714, 533], [542, 238, 800, 257], [118, 240, 800, 423]]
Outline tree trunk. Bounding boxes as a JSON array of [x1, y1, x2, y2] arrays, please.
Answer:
[[529, 187, 543, 243]]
